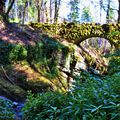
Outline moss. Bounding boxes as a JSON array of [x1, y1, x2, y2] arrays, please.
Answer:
[[0, 37, 68, 79], [26, 36, 69, 79], [58, 22, 120, 48], [29, 22, 120, 48], [0, 33, 70, 93], [29, 22, 60, 35], [0, 41, 27, 64], [0, 78, 26, 101]]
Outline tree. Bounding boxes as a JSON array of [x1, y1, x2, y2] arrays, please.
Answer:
[[44, 0, 49, 23], [102, 0, 115, 23], [68, 0, 80, 22], [99, 0, 103, 23], [0, 0, 16, 21], [50, 0, 53, 23], [54, 0, 61, 23], [106, 0, 111, 23], [6, 0, 15, 16], [22, 0, 28, 24], [35, 0, 48, 23], [35, 0, 42, 22], [81, 7, 93, 47], [0, 0, 5, 14], [118, 0, 120, 23], [81, 6, 92, 22]]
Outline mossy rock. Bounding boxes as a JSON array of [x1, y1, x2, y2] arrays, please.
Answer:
[[0, 78, 26, 102], [29, 22, 120, 48]]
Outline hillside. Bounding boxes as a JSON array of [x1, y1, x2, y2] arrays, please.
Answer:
[[0, 19, 111, 99]]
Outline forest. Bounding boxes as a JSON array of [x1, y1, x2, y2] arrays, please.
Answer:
[[0, 0, 120, 120]]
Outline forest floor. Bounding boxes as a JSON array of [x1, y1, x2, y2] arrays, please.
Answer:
[[0, 23, 40, 45]]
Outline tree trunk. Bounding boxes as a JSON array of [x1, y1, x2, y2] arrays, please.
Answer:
[[106, 0, 110, 23], [41, 0, 44, 23], [45, 1, 49, 23], [0, 0, 5, 14], [54, 0, 61, 23], [118, 0, 120, 23], [38, 7, 41, 22], [54, 0, 57, 23], [99, 0, 103, 23], [22, 0, 27, 24], [50, 0, 52, 23], [6, 0, 15, 16], [36, 0, 42, 22]]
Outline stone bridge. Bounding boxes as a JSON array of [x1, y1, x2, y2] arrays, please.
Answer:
[[30, 22, 120, 48], [59, 23, 120, 48]]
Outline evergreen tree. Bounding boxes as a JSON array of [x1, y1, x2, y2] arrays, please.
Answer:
[[101, 0, 115, 23], [68, 0, 80, 22], [54, 0, 61, 23], [81, 6, 93, 22]]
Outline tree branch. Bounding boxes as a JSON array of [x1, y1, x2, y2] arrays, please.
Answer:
[[1, 65, 15, 85], [6, 0, 15, 16]]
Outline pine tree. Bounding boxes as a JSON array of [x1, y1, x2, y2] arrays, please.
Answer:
[[81, 6, 92, 22], [68, 0, 80, 22], [54, 0, 61, 23]]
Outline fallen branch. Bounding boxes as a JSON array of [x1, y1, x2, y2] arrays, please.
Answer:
[[1, 65, 15, 85]]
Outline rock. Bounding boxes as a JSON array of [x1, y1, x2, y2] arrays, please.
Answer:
[[13, 102, 19, 107], [60, 72, 68, 79], [0, 78, 26, 102]]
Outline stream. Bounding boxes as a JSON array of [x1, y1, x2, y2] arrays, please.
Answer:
[[0, 96, 24, 120]]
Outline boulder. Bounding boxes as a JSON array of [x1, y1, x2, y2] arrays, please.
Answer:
[[0, 78, 26, 102]]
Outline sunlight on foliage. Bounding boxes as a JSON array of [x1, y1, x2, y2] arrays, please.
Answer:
[[22, 49, 120, 120]]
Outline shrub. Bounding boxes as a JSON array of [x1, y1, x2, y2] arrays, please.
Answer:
[[27, 39, 68, 78], [22, 72, 120, 120], [108, 49, 120, 75], [0, 41, 27, 64], [22, 48, 120, 119]]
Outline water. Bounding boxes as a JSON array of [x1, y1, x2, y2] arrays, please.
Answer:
[[0, 96, 24, 120]]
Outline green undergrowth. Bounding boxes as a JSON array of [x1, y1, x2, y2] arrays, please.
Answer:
[[0, 38, 68, 79], [22, 75, 120, 120], [0, 40, 27, 65], [107, 49, 120, 75], [27, 36, 68, 79], [22, 49, 120, 120]]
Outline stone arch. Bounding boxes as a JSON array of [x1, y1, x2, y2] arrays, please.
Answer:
[[80, 37, 111, 47], [80, 37, 113, 56], [59, 23, 120, 48], [78, 36, 114, 49]]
